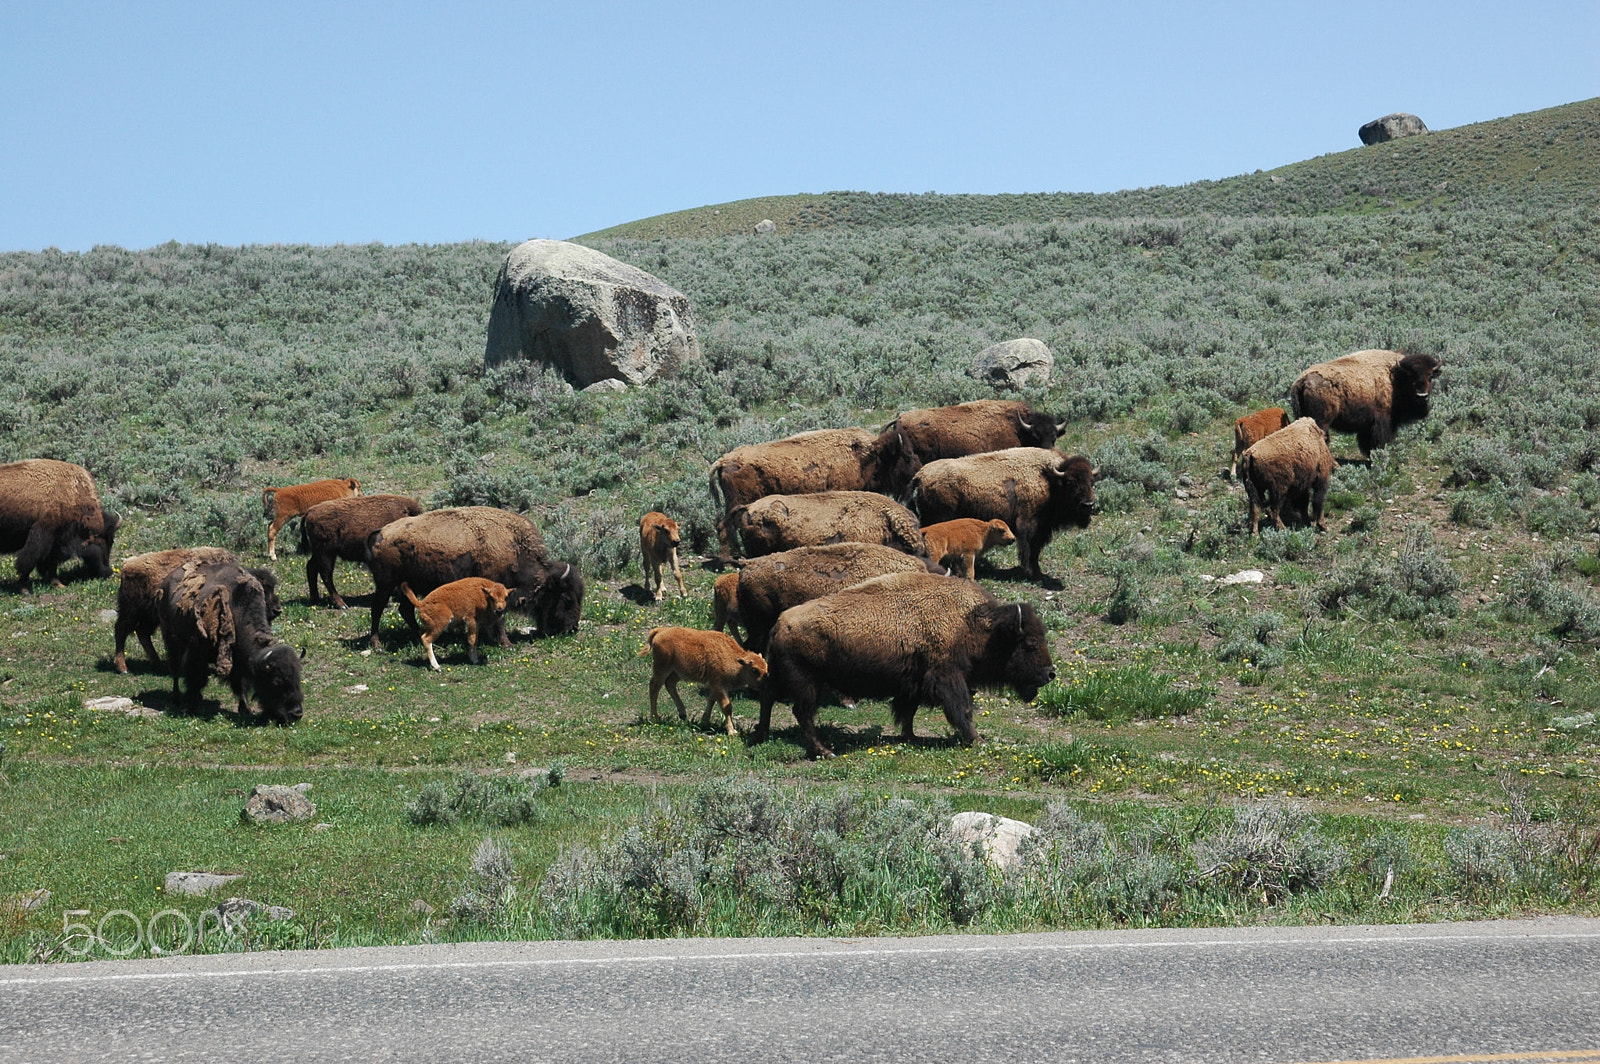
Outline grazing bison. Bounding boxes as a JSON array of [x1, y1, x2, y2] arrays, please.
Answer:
[[887, 400, 1065, 464], [920, 518, 1016, 580], [0, 459, 119, 591], [262, 477, 361, 560], [711, 571, 744, 645], [1240, 417, 1337, 534], [911, 448, 1094, 582], [364, 506, 584, 648], [733, 542, 933, 653], [720, 491, 927, 561], [1290, 349, 1442, 457], [1231, 407, 1292, 480], [398, 577, 510, 670], [301, 494, 424, 608], [158, 558, 304, 723], [639, 626, 768, 736], [756, 572, 1055, 759], [114, 547, 281, 673], [708, 427, 921, 553], [639, 511, 687, 602]]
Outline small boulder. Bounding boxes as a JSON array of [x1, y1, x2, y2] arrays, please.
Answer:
[[210, 897, 296, 934], [1359, 113, 1428, 145], [950, 811, 1036, 873], [582, 378, 629, 395], [1218, 569, 1266, 586], [753, 219, 777, 235], [484, 239, 700, 389], [969, 338, 1054, 389], [242, 784, 317, 825], [165, 871, 242, 896]]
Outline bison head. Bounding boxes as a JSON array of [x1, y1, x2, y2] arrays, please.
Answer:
[[78, 509, 121, 579], [522, 561, 584, 637], [1044, 455, 1096, 530], [251, 643, 305, 724], [870, 429, 924, 502], [1015, 407, 1064, 450], [1392, 353, 1443, 427], [976, 601, 1055, 703]]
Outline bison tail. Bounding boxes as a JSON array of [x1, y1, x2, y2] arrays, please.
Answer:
[[638, 627, 664, 657], [261, 488, 277, 518], [707, 462, 725, 513], [398, 583, 422, 608]]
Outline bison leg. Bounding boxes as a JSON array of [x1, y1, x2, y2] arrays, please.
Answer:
[[647, 664, 670, 723], [304, 555, 322, 606], [790, 695, 833, 759], [1311, 480, 1330, 533], [465, 617, 480, 665], [891, 694, 919, 741], [670, 549, 687, 600], [664, 676, 690, 721], [649, 557, 665, 603], [958, 552, 976, 580], [754, 684, 775, 743], [13, 523, 57, 591], [931, 673, 979, 745], [368, 585, 394, 650]]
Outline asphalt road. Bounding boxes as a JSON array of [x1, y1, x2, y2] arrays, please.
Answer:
[[3, 919, 1599, 1063]]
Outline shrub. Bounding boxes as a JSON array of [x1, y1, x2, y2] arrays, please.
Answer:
[[1314, 523, 1459, 620], [1448, 490, 1496, 528], [1444, 826, 1518, 899], [1036, 665, 1207, 721], [1192, 801, 1347, 903], [1216, 611, 1288, 670], [449, 837, 519, 923], [405, 768, 560, 827], [1255, 528, 1317, 562]]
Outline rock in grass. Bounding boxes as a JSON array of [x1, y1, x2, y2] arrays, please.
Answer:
[[242, 784, 316, 825], [211, 897, 296, 934], [1359, 113, 1428, 145], [969, 338, 1053, 389], [950, 811, 1035, 873], [484, 239, 699, 389], [2, 888, 50, 914], [165, 871, 242, 896], [754, 219, 776, 235]]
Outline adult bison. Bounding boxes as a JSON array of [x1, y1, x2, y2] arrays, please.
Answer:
[[159, 558, 303, 723], [1240, 417, 1336, 534], [114, 547, 281, 674], [301, 494, 424, 609], [365, 506, 584, 648], [732, 542, 934, 652], [887, 400, 1065, 464], [756, 571, 1055, 759], [719, 491, 927, 561], [708, 427, 921, 552], [0, 459, 119, 590], [911, 448, 1094, 582], [1290, 349, 1442, 458]]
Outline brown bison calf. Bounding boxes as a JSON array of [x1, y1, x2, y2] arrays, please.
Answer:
[[711, 571, 743, 645], [920, 518, 1015, 579], [639, 626, 768, 736], [262, 477, 360, 560], [114, 547, 281, 673], [1240, 417, 1337, 534], [1231, 407, 1291, 480], [0, 458, 119, 591], [301, 493, 423, 608], [639, 511, 688, 602], [1290, 349, 1442, 457], [398, 578, 509, 670]]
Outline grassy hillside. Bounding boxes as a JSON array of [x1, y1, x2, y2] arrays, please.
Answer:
[[583, 98, 1600, 240], [2, 99, 1600, 957]]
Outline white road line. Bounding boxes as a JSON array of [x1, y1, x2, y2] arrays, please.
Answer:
[[4, 929, 1600, 987]]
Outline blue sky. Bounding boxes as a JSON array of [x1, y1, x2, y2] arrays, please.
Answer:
[[2, 1, 1595, 251]]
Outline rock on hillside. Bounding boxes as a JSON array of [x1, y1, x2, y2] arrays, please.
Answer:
[[970, 338, 1054, 389], [485, 239, 700, 388], [1360, 113, 1429, 145]]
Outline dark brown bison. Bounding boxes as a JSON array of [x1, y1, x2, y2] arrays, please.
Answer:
[[1240, 417, 1337, 534], [114, 547, 281, 674], [720, 491, 927, 561], [364, 506, 584, 648], [1231, 407, 1292, 480], [756, 572, 1055, 759], [159, 558, 304, 723], [911, 448, 1094, 581], [708, 427, 921, 552], [262, 477, 361, 560], [733, 542, 934, 653], [887, 400, 1064, 464], [1290, 349, 1442, 457], [300, 494, 424, 608], [0, 459, 119, 591]]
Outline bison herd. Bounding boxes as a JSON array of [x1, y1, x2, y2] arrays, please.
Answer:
[[0, 347, 1439, 755]]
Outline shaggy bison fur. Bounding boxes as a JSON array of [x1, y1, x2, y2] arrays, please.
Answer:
[[719, 491, 927, 561], [911, 448, 1094, 581], [0, 459, 119, 591], [757, 572, 1055, 759], [364, 506, 584, 648], [639, 626, 768, 736], [733, 542, 933, 653], [1240, 417, 1337, 534], [262, 477, 360, 560], [114, 547, 281, 674], [301, 494, 423, 608], [711, 571, 744, 645], [158, 558, 303, 723], [1231, 407, 1292, 480], [887, 400, 1065, 464], [1290, 349, 1442, 457]]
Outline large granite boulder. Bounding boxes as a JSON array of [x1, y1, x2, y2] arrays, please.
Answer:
[[969, 338, 1054, 389], [950, 811, 1036, 873], [484, 239, 700, 389], [242, 783, 316, 825], [1359, 113, 1428, 145]]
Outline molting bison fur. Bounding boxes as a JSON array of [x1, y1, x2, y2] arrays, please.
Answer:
[[719, 491, 927, 561], [0, 459, 119, 591], [888, 400, 1065, 464], [301, 494, 424, 608], [158, 558, 303, 723], [364, 506, 583, 648], [115, 547, 280, 674], [1290, 349, 1442, 457], [1240, 417, 1337, 534], [756, 572, 1055, 759], [911, 448, 1094, 582], [733, 542, 934, 653]]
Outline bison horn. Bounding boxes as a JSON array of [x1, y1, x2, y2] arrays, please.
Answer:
[[1054, 419, 1068, 435]]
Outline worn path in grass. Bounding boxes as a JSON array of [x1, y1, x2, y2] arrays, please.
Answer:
[[5, 918, 1598, 1063]]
